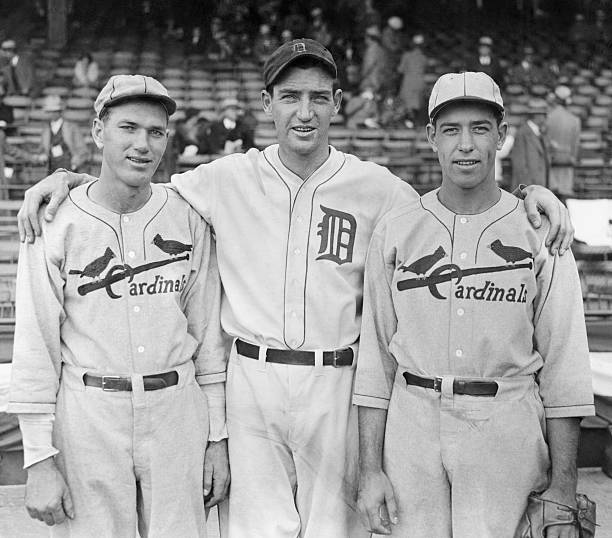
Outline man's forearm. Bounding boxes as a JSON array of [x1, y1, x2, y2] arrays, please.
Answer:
[[358, 406, 388, 472], [546, 416, 581, 491], [55, 169, 95, 189]]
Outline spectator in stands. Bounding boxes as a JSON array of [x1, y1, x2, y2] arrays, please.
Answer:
[[0, 77, 15, 134], [495, 124, 516, 188], [511, 99, 551, 191], [73, 52, 99, 88], [569, 13, 589, 43], [0, 40, 35, 97], [203, 98, 254, 155], [280, 28, 294, 44], [397, 34, 427, 128], [344, 87, 379, 129], [546, 85, 581, 199], [467, 36, 504, 88], [253, 24, 279, 65], [309, 7, 333, 48], [510, 45, 553, 89], [360, 26, 389, 96], [381, 16, 405, 80], [173, 107, 201, 157], [40, 95, 89, 174]]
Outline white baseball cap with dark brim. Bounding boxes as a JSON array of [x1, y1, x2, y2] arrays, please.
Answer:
[[428, 71, 504, 123], [94, 74, 177, 117]]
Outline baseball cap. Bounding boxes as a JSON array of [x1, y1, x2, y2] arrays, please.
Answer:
[[263, 39, 336, 87], [554, 85, 572, 101], [388, 16, 403, 30], [94, 74, 177, 117], [220, 97, 241, 110], [428, 71, 504, 122], [1, 40, 15, 50], [479, 36, 493, 46]]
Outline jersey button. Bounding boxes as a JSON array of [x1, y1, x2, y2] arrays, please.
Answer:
[[460, 217, 468, 224], [128, 251, 136, 259], [296, 216, 303, 223], [134, 306, 140, 313], [294, 248, 301, 255], [137, 346, 145, 353], [455, 349, 463, 357], [457, 308, 464, 316], [122, 216, 130, 223], [459, 252, 467, 260]]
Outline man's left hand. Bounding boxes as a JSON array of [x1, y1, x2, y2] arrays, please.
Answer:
[[203, 439, 230, 508], [538, 487, 578, 538], [522, 185, 574, 255]]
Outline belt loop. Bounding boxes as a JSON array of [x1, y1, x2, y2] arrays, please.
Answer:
[[257, 344, 267, 372], [314, 349, 324, 376], [441, 376, 454, 406], [131, 374, 146, 408]]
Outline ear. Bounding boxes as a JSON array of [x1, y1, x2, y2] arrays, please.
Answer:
[[332, 89, 343, 115], [261, 89, 272, 115], [91, 118, 104, 149], [426, 123, 437, 152], [496, 121, 508, 150]]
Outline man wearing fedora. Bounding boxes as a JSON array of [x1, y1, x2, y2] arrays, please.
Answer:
[[40, 95, 89, 174], [203, 97, 254, 155], [0, 39, 35, 97]]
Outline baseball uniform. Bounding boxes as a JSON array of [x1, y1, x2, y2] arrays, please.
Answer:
[[354, 188, 594, 538], [9, 183, 227, 537], [171, 144, 419, 538]]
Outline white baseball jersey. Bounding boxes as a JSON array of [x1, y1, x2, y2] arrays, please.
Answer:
[[172, 144, 419, 350], [354, 187, 594, 416]]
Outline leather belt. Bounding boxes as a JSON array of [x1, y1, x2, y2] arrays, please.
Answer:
[[403, 372, 498, 397], [83, 371, 179, 392], [235, 339, 353, 367]]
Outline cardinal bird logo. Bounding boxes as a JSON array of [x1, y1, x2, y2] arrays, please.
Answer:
[[69, 247, 116, 279], [152, 234, 193, 256], [400, 246, 446, 276], [489, 240, 532, 264]]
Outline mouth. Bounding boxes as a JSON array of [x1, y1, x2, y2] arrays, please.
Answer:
[[291, 125, 316, 137], [453, 159, 480, 168], [126, 156, 153, 166]]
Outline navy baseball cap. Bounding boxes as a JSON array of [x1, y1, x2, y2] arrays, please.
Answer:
[[95, 74, 177, 117], [263, 39, 337, 87]]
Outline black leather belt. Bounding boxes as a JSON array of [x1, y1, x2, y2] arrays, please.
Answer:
[[235, 339, 353, 367], [83, 371, 179, 391], [403, 372, 498, 397]]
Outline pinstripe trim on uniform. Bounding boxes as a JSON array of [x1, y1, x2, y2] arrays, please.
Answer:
[[419, 197, 453, 244], [142, 187, 168, 260], [474, 198, 519, 264], [68, 187, 124, 260], [534, 253, 557, 325]]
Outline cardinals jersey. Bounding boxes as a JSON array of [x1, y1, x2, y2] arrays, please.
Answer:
[[354, 188, 594, 419], [9, 183, 226, 422], [172, 144, 418, 350]]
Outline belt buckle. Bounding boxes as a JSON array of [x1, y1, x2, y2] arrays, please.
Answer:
[[433, 377, 443, 392], [101, 375, 123, 391], [331, 348, 349, 368]]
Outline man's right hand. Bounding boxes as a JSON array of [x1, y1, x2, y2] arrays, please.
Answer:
[[25, 457, 74, 526], [357, 468, 398, 535], [18, 169, 74, 243]]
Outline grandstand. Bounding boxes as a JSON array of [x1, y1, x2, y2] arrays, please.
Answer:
[[0, 0, 610, 483]]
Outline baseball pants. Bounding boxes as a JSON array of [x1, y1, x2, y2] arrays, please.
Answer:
[[225, 343, 368, 538], [377, 374, 550, 538], [50, 361, 209, 538]]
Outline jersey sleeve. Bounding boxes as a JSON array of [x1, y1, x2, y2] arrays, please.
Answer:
[[353, 224, 399, 410], [181, 214, 230, 439], [8, 230, 65, 414], [170, 161, 218, 224], [533, 239, 595, 418]]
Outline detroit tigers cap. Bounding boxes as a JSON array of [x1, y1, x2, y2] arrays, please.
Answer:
[[263, 38, 337, 87], [94, 74, 177, 117], [428, 71, 504, 123]]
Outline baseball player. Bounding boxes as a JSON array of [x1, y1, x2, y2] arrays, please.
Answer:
[[8, 75, 229, 537], [354, 72, 594, 538], [17, 44, 574, 538]]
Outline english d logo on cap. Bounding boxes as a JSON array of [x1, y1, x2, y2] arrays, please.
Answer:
[[263, 38, 337, 87], [428, 71, 504, 122], [94, 74, 177, 117]]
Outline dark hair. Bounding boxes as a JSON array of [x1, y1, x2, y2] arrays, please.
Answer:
[[265, 56, 336, 94], [432, 101, 504, 127]]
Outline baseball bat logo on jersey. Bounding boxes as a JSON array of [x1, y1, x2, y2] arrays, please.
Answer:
[[397, 238, 533, 301], [316, 205, 357, 265]]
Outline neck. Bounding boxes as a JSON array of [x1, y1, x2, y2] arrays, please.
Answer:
[[437, 179, 500, 214], [277, 144, 330, 180], [89, 176, 152, 214]]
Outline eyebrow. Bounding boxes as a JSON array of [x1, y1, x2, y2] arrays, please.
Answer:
[[439, 119, 493, 128], [117, 119, 166, 130]]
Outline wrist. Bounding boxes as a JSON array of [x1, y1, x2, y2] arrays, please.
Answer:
[[27, 456, 56, 474]]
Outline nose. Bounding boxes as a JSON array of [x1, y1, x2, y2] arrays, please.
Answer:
[[458, 129, 474, 152], [133, 128, 150, 153], [296, 96, 314, 122]]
